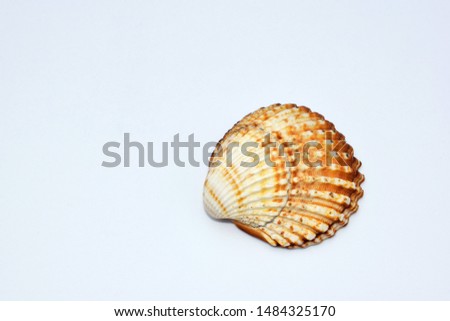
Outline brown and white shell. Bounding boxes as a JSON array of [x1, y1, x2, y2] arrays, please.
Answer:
[[203, 103, 364, 248]]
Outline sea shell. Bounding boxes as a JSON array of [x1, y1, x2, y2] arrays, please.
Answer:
[[203, 103, 364, 248]]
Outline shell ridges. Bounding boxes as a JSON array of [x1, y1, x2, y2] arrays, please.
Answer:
[[203, 103, 364, 249]]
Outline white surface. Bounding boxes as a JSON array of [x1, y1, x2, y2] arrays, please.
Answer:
[[1, 0, 449, 300]]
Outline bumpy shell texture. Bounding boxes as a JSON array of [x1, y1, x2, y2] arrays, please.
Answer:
[[203, 103, 364, 248]]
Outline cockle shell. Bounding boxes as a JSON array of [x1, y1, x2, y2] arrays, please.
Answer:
[[203, 103, 364, 248]]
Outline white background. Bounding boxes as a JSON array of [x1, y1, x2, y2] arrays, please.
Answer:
[[1, 0, 449, 300]]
